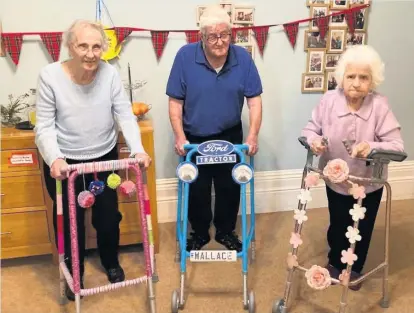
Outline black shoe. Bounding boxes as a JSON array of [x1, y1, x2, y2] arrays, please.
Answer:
[[106, 266, 125, 284], [349, 271, 363, 291], [186, 232, 210, 252], [215, 231, 242, 252], [65, 280, 84, 302]]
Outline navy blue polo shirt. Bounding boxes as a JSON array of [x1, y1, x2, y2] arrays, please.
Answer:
[[166, 41, 262, 137]]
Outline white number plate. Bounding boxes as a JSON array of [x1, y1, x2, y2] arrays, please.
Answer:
[[190, 250, 237, 262]]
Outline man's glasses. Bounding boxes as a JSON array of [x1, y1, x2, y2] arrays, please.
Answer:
[[205, 32, 231, 44]]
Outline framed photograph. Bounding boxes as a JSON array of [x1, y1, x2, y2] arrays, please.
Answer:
[[325, 70, 338, 91], [307, 49, 325, 73], [325, 53, 341, 70], [304, 30, 327, 50], [0, 21, 5, 57], [309, 4, 329, 31], [239, 44, 255, 59], [306, 0, 330, 5], [220, 2, 233, 20], [352, 8, 368, 31], [329, 10, 347, 27], [302, 73, 325, 93], [196, 6, 207, 24], [328, 27, 346, 53], [346, 31, 366, 47], [233, 27, 252, 44], [232, 6, 255, 24], [350, 0, 370, 4], [331, 0, 349, 9]]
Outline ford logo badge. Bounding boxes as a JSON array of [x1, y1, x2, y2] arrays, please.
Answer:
[[197, 140, 234, 156]]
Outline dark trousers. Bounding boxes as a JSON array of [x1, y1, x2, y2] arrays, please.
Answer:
[[185, 123, 243, 238], [326, 185, 383, 273], [43, 146, 122, 277]]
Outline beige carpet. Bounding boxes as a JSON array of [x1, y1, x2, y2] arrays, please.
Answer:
[[2, 199, 414, 313]]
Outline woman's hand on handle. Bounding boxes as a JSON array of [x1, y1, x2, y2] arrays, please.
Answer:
[[50, 158, 68, 180], [310, 138, 327, 155], [134, 153, 152, 169]]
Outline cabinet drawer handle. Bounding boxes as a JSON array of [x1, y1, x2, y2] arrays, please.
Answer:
[[1, 232, 12, 235]]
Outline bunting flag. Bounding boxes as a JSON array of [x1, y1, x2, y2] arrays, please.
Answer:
[[283, 22, 299, 49], [185, 30, 200, 43], [252, 26, 269, 56], [114, 27, 133, 45], [2, 33, 23, 65], [316, 15, 330, 39], [40, 33, 62, 62], [151, 31, 169, 61], [345, 8, 360, 34]]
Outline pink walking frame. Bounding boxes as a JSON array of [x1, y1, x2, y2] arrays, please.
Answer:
[[55, 158, 157, 313]]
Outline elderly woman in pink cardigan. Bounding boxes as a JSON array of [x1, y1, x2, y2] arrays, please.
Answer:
[[301, 45, 404, 290]]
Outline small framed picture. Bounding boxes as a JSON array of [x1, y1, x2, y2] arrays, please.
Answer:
[[325, 53, 341, 70], [329, 10, 347, 27], [239, 44, 255, 59], [233, 26, 252, 44], [325, 70, 338, 91], [307, 49, 326, 74], [232, 6, 255, 24], [350, 0, 370, 4], [302, 73, 325, 93], [0, 20, 5, 57], [346, 31, 366, 47], [196, 6, 207, 24], [328, 27, 346, 53], [220, 2, 233, 20], [304, 30, 327, 50], [352, 8, 368, 31], [331, 0, 349, 9], [306, 0, 330, 5], [309, 4, 329, 31]]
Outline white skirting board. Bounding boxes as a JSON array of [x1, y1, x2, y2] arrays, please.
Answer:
[[155, 161, 414, 224]]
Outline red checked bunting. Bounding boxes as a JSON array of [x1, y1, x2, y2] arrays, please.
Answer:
[[283, 22, 299, 49], [185, 30, 200, 44], [0, 3, 369, 67], [40, 33, 62, 62], [252, 26, 269, 56], [2, 33, 23, 65], [151, 31, 169, 61]]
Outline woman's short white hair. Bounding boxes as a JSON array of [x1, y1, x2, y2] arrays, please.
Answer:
[[199, 4, 232, 34], [334, 45, 385, 90], [63, 19, 108, 51]]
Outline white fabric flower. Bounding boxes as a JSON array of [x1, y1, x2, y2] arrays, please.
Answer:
[[345, 226, 362, 244], [297, 189, 312, 204], [294, 209, 308, 224], [349, 204, 366, 221]]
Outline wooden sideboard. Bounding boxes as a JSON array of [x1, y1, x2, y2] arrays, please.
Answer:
[[1, 119, 159, 261]]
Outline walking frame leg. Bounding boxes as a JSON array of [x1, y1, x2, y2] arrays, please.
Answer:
[[380, 182, 392, 308]]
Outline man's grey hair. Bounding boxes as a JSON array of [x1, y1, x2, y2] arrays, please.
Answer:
[[63, 19, 109, 51], [334, 44, 385, 90], [199, 4, 232, 34]]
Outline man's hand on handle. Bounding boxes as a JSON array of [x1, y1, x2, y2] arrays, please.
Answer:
[[175, 137, 189, 156], [245, 134, 258, 156]]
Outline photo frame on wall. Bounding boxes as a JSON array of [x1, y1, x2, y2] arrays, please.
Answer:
[[352, 7, 368, 31], [306, 0, 330, 5], [302, 73, 325, 93], [346, 31, 367, 47], [331, 0, 349, 10], [307, 49, 326, 74], [327, 27, 346, 53], [329, 10, 347, 27], [0, 21, 5, 57], [240, 44, 255, 59], [325, 53, 341, 70], [325, 70, 338, 91], [304, 30, 327, 50], [233, 26, 252, 44], [232, 6, 255, 24], [196, 6, 207, 24], [309, 4, 329, 32], [220, 2, 233, 20]]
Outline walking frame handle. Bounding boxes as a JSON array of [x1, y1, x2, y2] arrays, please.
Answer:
[[64, 158, 141, 174]]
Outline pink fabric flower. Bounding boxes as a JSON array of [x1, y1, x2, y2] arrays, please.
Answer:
[[289, 232, 303, 248], [348, 183, 366, 200], [341, 248, 358, 265], [339, 270, 350, 286], [305, 265, 332, 290], [323, 159, 349, 183], [286, 253, 299, 269], [305, 172, 320, 188]]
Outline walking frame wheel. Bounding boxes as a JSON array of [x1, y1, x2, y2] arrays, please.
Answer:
[[272, 299, 286, 313], [171, 289, 184, 313], [245, 290, 255, 313]]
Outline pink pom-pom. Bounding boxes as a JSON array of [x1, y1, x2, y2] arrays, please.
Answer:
[[78, 190, 95, 208], [120, 180, 136, 196]]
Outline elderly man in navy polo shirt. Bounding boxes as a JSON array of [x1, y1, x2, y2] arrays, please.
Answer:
[[166, 4, 263, 253]]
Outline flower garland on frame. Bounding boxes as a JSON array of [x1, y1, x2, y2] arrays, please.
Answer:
[[287, 158, 367, 290]]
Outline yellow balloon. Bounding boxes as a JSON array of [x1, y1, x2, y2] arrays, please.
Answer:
[[101, 26, 122, 62]]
